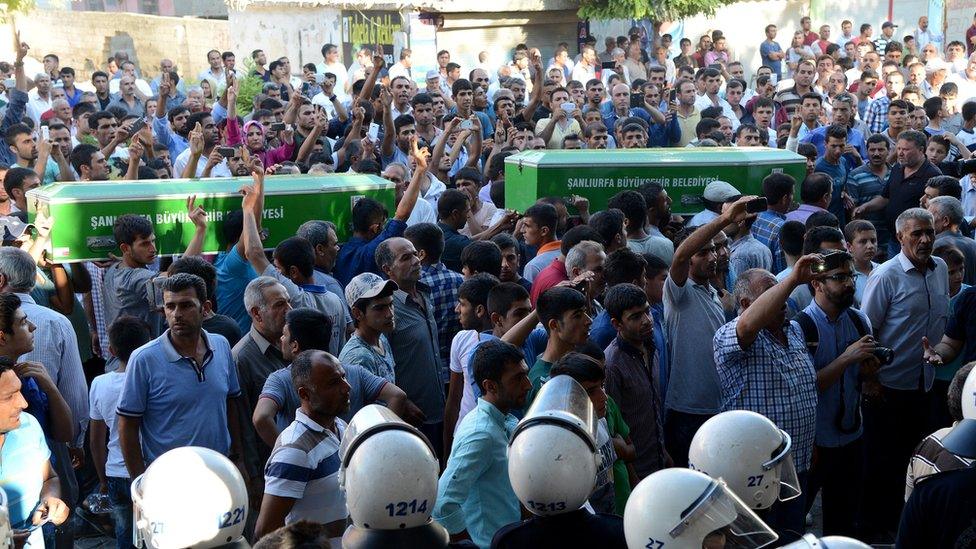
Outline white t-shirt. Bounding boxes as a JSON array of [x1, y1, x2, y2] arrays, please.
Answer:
[[406, 196, 437, 226], [89, 371, 129, 478], [449, 330, 486, 430], [460, 201, 498, 237]]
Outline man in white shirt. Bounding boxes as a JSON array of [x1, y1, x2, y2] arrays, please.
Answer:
[[316, 43, 349, 102], [571, 45, 598, 83], [947, 53, 976, 100], [694, 67, 739, 129], [387, 48, 413, 82], [198, 49, 226, 85], [26, 73, 53, 126], [914, 16, 943, 52]]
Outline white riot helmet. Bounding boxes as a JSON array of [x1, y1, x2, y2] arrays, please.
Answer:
[[508, 375, 599, 516], [131, 447, 248, 549], [942, 366, 976, 458], [624, 468, 778, 549], [688, 410, 801, 510], [339, 405, 440, 530], [779, 534, 871, 548], [0, 488, 11, 549]]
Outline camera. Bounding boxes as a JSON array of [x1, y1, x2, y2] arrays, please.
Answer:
[[871, 347, 894, 365]]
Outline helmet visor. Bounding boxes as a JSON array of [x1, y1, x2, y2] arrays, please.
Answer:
[[513, 375, 598, 450], [762, 430, 801, 501], [669, 479, 779, 549]]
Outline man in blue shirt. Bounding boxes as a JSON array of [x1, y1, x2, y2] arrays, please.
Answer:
[[814, 124, 855, 226], [335, 137, 427, 286], [760, 24, 786, 79], [117, 273, 246, 478], [799, 93, 867, 165], [796, 249, 879, 537], [0, 362, 69, 548], [433, 339, 530, 547]]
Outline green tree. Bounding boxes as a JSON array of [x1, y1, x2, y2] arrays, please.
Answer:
[[578, 0, 739, 21], [0, 1, 36, 19]]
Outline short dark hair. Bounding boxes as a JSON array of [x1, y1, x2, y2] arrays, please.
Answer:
[[113, 214, 153, 246], [843, 219, 876, 242], [608, 190, 647, 229], [588, 209, 624, 248], [393, 114, 416, 134], [161, 272, 207, 305], [404, 222, 445, 263], [411, 93, 433, 107], [351, 197, 388, 233], [550, 352, 605, 384], [286, 307, 333, 353], [825, 124, 848, 141], [2, 167, 35, 200], [604, 247, 647, 287], [538, 287, 587, 329], [866, 133, 891, 148], [452, 79, 473, 97], [962, 101, 976, 123], [926, 175, 962, 200], [805, 210, 839, 231], [923, 96, 944, 120], [273, 237, 315, 278], [487, 282, 530, 318], [898, 129, 927, 151], [524, 203, 559, 236], [947, 362, 976, 422], [472, 339, 524, 394], [491, 232, 518, 252], [933, 244, 965, 268], [168, 256, 218, 302], [803, 226, 844, 254], [461, 241, 502, 277], [437, 189, 469, 220], [108, 315, 151, 363], [4, 123, 30, 147], [458, 273, 501, 311], [91, 70, 109, 81], [605, 283, 648, 321], [452, 166, 483, 186], [800, 173, 832, 204], [223, 210, 244, 245], [780, 221, 806, 257], [69, 143, 100, 174], [291, 350, 339, 394], [560, 225, 604, 256], [762, 173, 795, 205], [642, 253, 668, 278]]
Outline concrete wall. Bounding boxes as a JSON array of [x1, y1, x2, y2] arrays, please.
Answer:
[[228, 6, 343, 69], [0, 10, 229, 83]]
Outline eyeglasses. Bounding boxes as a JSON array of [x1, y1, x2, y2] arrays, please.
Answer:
[[822, 273, 857, 283]]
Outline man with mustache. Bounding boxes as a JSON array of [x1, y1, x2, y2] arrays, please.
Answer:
[[859, 207, 949, 543], [794, 249, 880, 536]]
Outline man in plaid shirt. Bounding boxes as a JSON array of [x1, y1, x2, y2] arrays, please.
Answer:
[[713, 256, 820, 540], [751, 173, 795, 274], [406, 223, 463, 376], [864, 71, 905, 134]]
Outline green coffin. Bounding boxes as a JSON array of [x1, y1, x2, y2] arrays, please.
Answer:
[[26, 174, 394, 262], [504, 147, 806, 214]]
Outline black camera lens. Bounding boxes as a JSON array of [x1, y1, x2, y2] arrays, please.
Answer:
[[872, 347, 894, 365]]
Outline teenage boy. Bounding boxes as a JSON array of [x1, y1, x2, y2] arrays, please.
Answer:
[[844, 220, 880, 304], [527, 286, 592, 404], [338, 273, 399, 383]]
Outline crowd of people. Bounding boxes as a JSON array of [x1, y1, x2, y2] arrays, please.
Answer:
[[1, 9, 976, 549]]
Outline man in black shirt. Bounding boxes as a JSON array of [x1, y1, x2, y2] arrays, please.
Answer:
[[854, 130, 942, 257]]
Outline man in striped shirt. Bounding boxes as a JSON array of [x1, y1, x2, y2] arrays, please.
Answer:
[[254, 350, 350, 544], [904, 362, 975, 499]]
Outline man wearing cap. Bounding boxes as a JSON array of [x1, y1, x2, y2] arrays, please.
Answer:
[[922, 59, 950, 99], [688, 180, 742, 227], [339, 273, 398, 383], [874, 22, 898, 53]]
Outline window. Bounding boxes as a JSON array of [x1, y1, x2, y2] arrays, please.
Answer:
[[140, 0, 159, 13]]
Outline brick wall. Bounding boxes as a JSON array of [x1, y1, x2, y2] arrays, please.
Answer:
[[0, 10, 229, 83]]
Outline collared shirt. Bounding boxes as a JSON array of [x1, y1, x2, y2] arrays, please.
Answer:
[[604, 336, 666, 477], [523, 241, 561, 283], [729, 233, 773, 276], [389, 285, 446, 422], [339, 333, 396, 383], [433, 398, 520, 548], [530, 258, 569, 306], [800, 125, 867, 163], [152, 114, 188, 159], [421, 262, 463, 369], [785, 203, 827, 225], [1, 413, 49, 547], [106, 95, 146, 118], [335, 219, 408, 287], [848, 164, 891, 245], [264, 410, 347, 527], [173, 147, 232, 179], [117, 329, 241, 462], [751, 210, 787, 273], [713, 317, 818, 471], [861, 253, 949, 391], [905, 425, 974, 500], [15, 292, 88, 446], [815, 155, 853, 225], [663, 276, 726, 414], [797, 302, 871, 447], [261, 265, 347, 356], [865, 95, 891, 134], [882, 160, 943, 235], [233, 327, 289, 416]]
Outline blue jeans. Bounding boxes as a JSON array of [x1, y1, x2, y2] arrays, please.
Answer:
[[106, 477, 134, 549]]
